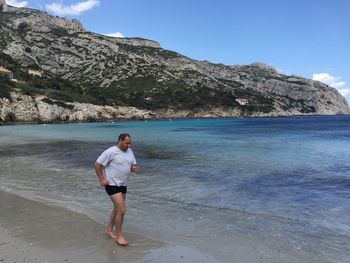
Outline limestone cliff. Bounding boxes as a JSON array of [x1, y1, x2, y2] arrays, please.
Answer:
[[0, 91, 155, 123], [0, 5, 349, 124]]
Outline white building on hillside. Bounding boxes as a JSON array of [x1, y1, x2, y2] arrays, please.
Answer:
[[235, 98, 249, 105], [0, 66, 13, 79]]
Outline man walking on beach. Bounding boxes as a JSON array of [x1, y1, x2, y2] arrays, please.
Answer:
[[95, 133, 139, 246]]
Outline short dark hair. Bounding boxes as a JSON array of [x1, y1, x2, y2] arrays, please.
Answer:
[[118, 133, 131, 142]]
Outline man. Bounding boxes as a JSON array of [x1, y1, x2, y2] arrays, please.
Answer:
[[95, 133, 139, 246]]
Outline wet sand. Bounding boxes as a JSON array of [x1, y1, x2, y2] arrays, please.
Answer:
[[0, 190, 337, 263], [0, 190, 222, 263]]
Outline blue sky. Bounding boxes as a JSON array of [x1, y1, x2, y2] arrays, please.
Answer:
[[6, 0, 350, 104]]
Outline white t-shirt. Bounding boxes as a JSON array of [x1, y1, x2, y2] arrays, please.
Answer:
[[96, 146, 136, 186]]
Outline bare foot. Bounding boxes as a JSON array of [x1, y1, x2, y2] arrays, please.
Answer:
[[116, 235, 128, 246], [105, 230, 116, 240]]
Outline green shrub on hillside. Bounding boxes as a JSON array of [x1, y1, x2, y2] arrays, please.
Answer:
[[50, 28, 69, 38], [0, 51, 275, 113], [0, 76, 13, 99]]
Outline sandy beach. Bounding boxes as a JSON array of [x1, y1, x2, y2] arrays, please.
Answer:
[[0, 190, 224, 263], [0, 190, 159, 262], [1, 119, 349, 263], [0, 189, 334, 263]]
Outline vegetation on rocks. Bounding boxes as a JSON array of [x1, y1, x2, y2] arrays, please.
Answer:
[[0, 4, 349, 121], [0, 76, 12, 99]]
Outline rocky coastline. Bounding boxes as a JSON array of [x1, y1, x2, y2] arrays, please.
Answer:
[[1, 90, 348, 125], [1, 4, 349, 124]]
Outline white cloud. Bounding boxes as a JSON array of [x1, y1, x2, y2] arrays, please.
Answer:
[[105, 32, 124, 38], [313, 73, 350, 99], [312, 73, 346, 88], [45, 0, 100, 16], [6, 0, 28, 7]]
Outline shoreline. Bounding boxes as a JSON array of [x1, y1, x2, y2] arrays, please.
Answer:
[[1, 91, 349, 125], [0, 190, 222, 263], [0, 189, 337, 263], [1, 113, 349, 126], [0, 190, 162, 262], [1, 118, 350, 262]]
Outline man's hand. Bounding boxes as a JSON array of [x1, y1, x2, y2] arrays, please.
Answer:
[[131, 164, 140, 173], [99, 178, 109, 187], [95, 161, 109, 186]]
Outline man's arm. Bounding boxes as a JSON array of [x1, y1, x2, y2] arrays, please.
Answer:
[[95, 161, 109, 186]]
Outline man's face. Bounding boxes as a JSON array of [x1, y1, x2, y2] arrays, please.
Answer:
[[118, 136, 131, 151]]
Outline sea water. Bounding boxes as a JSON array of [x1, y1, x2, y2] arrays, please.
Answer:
[[0, 116, 349, 262]]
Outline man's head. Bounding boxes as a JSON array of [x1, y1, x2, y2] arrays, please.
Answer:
[[117, 133, 132, 151]]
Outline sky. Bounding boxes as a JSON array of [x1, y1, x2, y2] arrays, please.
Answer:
[[6, 0, 350, 104]]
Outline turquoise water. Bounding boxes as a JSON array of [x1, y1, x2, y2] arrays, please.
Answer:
[[1, 116, 350, 262]]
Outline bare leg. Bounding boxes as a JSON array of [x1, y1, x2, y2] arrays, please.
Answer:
[[105, 206, 117, 239], [110, 193, 128, 245]]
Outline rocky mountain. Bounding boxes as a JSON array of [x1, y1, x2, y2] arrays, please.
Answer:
[[0, 2, 349, 123]]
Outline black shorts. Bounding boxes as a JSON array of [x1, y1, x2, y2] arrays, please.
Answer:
[[105, 185, 127, 196]]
